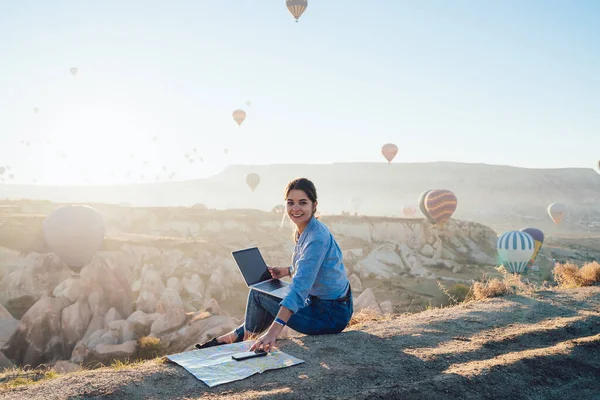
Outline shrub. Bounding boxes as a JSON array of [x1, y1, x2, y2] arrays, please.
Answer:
[[553, 261, 600, 288], [472, 278, 513, 300], [579, 261, 600, 285], [136, 336, 164, 360], [447, 283, 471, 303]]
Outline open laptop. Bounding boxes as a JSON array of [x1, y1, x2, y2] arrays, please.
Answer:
[[231, 247, 292, 299]]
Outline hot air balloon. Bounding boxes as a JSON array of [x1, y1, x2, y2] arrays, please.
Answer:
[[33, 106, 39, 113], [232, 109, 246, 126], [381, 143, 398, 163], [246, 173, 260, 192], [497, 231, 535, 274], [8, 174, 14, 180], [0, 167, 4, 176], [70, 67, 78, 76], [42, 205, 105, 273], [418, 189, 435, 224], [423, 189, 458, 227], [224, 148, 229, 154], [548, 203, 567, 224], [286, 0, 307, 22], [403, 205, 417, 217], [520, 228, 544, 267]]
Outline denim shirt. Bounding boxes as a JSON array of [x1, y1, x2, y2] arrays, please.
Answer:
[[279, 216, 350, 314]]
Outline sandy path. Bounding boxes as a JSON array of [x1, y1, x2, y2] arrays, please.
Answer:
[[1, 287, 599, 400]]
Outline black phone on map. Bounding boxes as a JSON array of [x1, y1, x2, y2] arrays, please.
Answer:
[[231, 349, 268, 361]]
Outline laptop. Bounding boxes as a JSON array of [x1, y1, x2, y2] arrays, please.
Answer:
[[231, 247, 292, 299]]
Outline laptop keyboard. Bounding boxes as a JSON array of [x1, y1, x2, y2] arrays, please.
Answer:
[[255, 280, 286, 291]]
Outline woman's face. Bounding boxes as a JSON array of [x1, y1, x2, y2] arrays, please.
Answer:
[[286, 189, 316, 228]]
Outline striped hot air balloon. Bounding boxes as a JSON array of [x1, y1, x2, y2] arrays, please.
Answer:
[[286, 0, 307, 22], [423, 189, 457, 227], [418, 189, 435, 224], [497, 231, 535, 274], [246, 173, 260, 192], [547, 203, 567, 224], [381, 143, 398, 163]]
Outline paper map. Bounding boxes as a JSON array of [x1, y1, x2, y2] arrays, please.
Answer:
[[166, 341, 305, 387]]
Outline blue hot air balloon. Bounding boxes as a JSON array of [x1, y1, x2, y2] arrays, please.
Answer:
[[497, 231, 535, 274]]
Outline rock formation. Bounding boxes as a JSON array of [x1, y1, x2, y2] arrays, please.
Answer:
[[0, 202, 502, 369]]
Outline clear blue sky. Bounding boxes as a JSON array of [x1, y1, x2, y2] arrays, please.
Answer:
[[1, 0, 598, 185]]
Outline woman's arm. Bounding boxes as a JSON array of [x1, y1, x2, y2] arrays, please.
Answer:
[[250, 306, 293, 352], [251, 237, 330, 352]]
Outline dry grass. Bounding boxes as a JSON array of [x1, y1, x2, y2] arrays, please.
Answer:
[[472, 278, 513, 300], [136, 336, 165, 360], [553, 261, 600, 288], [348, 308, 391, 328], [439, 266, 540, 303], [0, 367, 59, 390]]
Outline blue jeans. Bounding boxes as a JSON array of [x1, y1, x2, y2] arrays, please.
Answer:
[[232, 287, 353, 340]]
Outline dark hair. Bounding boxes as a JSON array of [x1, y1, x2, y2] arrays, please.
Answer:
[[284, 177, 318, 204], [283, 177, 319, 242]]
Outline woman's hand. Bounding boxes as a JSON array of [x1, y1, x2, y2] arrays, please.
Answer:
[[268, 266, 290, 279], [250, 327, 279, 352]]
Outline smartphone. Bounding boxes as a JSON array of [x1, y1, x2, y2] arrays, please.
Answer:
[[231, 349, 268, 361]]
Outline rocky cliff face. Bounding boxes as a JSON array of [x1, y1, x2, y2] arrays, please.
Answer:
[[0, 201, 499, 369]]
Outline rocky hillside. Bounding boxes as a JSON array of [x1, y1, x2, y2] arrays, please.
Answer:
[[2, 162, 600, 235], [0, 200, 502, 370], [1, 287, 598, 400], [0, 200, 598, 373]]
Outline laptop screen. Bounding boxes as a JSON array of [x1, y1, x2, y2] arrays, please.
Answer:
[[231, 247, 272, 286]]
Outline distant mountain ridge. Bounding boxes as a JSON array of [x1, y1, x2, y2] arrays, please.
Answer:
[[1, 162, 599, 235]]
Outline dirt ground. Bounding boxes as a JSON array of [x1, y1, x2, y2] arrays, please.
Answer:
[[1, 287, 599, 400]]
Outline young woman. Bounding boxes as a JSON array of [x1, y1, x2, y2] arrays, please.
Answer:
[[195, 177, 353, 352]]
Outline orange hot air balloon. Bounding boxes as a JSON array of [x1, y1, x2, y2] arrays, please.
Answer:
[[424, 189, 458, 227], [381, 143, 398, 163], [547, 203, 567, 224], [246, 173, 260, 192], [286, 0, 307, 22], [232, 109, 246, 126]]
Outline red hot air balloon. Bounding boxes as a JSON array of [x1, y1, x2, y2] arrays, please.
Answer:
[[424, 189, 458, 227], [381, 143, 398, 163]]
